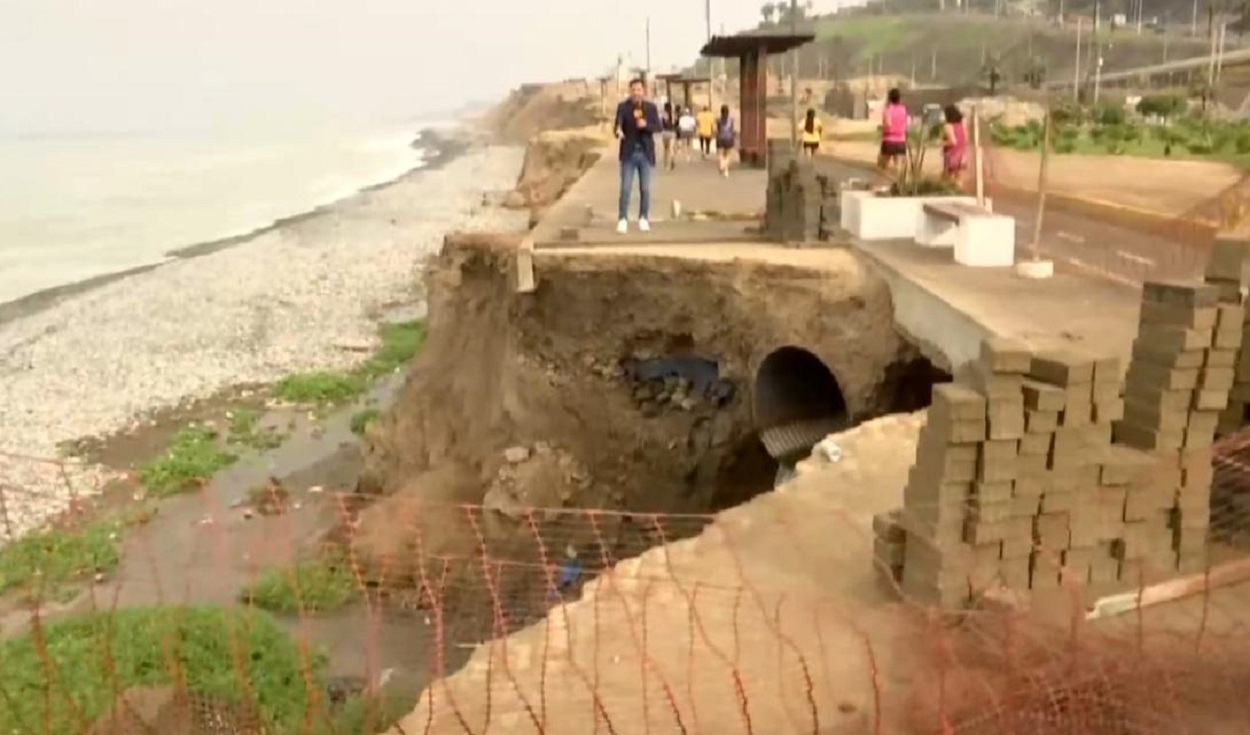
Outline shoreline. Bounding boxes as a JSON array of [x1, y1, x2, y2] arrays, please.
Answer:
[[0, 122, 525, 541], [0, 127, 471, 328]]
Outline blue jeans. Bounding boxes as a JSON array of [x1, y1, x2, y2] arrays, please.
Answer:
[[617, 148, 652, 221]]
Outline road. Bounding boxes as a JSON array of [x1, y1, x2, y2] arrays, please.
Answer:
[[817, 158, 1211, 286]]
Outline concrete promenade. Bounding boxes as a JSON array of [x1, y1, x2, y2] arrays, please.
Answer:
[[531, 150, 1144, 375]]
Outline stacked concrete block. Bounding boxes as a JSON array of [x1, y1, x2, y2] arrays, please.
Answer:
[[1016, 349, 1147, 589], [898, 379, 987, 607], [1115, 280, 1231, 574], [763, 157, 839, 244], [1205, 235, 1250, 436]]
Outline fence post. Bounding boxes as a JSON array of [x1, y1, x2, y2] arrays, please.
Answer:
[[972, 105, 985, 208], [1030, 107, 1051, 262]]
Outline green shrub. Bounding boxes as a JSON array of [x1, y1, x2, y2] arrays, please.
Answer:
[[1136, 93, 1186, 118], [1093, 104, 1125, 126], [137, 426, 237, 496], [242, 553, 359, 614], [1235, 131, 1250, 155], [0, 520, 122, 600], [0, 606, 324, 733]]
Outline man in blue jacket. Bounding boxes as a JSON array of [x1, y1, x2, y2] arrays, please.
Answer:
[[613, 78, 662, 234]]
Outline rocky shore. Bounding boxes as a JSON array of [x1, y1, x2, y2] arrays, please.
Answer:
[[0, 136, 527, 541]]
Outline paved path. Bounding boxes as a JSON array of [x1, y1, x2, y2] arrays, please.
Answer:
[[536, 149, 1210, 284]]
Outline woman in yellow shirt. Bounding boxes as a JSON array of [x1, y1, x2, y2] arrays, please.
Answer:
[[801, 108, 823, 158], [695, 106, 716, 159]]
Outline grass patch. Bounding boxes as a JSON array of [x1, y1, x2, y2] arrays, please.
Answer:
[[0, 520, 122, 602], [349, 408, 382, 436], [0, 606, 323, 734], [136, 425, 237, 497], [241, 552, 359, 614], [226, 407, 286, 450], [274, 320, 425, 406]]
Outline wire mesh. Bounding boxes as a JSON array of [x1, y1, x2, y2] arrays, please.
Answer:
[[2, 439, 1250, 735]]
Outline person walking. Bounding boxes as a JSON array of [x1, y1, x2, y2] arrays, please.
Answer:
[[677, 107, 697, 162], [715, 105, 736, 177], [660, 102, 678, 171], [877, 87, 908, 177], [940, 104, 968, 186], [801, 108, 824, 158], [696, 105, 716, 159], [613, 78, 662, 234]]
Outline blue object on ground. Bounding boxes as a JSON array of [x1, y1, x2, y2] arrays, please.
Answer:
[[558, 558, 583, 590]]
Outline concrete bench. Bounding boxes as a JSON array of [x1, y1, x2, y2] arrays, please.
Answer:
[[917, 200, 1015, 267]]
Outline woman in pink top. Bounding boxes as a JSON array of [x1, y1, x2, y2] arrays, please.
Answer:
[[877, 87, 908, 175], [941, 104, 968, 186]]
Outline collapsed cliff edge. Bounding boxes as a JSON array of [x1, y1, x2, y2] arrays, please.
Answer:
[[348, 232, 946, 607]]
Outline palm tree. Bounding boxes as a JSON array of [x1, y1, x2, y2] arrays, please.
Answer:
[[761, 2, 776, 24]]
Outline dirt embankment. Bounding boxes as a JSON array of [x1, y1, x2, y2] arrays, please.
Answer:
[[479, 80, 604, 145], [349, 234, 936, 592], [502, 127, 607, 223]]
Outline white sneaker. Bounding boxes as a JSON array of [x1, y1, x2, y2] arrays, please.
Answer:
[[638, 218, 651, 232], [616, 219, 627, 234]]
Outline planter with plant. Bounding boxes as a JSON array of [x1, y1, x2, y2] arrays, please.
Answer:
[[841, 120, 980, 242]]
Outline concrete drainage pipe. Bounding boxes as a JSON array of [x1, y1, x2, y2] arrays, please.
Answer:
[[754, 346, 849, 462]]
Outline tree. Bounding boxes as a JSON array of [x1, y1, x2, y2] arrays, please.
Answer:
[[761, 2, 776, 24], [1023, 58, 1046, 89], [982, 56, 1003, 95], [776, 2, 809, 25]]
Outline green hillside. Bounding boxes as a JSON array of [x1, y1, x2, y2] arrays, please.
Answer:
[[745, 11, 1224, 88]]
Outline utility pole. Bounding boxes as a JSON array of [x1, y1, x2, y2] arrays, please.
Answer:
[[931, 48, 937, 80], [1216, 20, 1228, 87], [1207, 5, 1217, 97], [790, 0, 800, 147], [645, 17, 652, 78], [1192, 0, 1199, 36], [1074, 16, 1082, 100], [705, 0, 712, 41]]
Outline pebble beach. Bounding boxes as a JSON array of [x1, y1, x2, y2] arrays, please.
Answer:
[[0, 137, 527, 540]]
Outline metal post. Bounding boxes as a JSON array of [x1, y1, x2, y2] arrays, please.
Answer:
[[973, 106, 985, 207], [790, 0, 799, 147], [1031, 108, 1051, 262]]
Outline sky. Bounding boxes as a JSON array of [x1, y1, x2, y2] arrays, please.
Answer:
[[0, 0, 844, 136]]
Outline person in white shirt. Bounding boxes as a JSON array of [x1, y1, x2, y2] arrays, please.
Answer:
[[677, 107, 697, 161]]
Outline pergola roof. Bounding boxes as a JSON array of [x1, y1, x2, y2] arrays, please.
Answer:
[[700, 33, 816, 58], [655, 72, 686, 81]]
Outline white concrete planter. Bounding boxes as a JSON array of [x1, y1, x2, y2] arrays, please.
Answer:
[[846, 194, 988, 242], [839, 189, 873, 237]]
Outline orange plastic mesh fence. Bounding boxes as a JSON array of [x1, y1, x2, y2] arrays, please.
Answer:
[[2, 445, 1250, 734]]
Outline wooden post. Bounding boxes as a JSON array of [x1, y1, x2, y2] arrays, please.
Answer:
[[972, 105, 985, 207], [1030, 108, 1051, 263]]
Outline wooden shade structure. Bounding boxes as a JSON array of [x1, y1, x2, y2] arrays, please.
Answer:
[[700, 33, 815, 167]]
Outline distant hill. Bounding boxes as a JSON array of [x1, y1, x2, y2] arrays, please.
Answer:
[[736, 9, 1228, 90]]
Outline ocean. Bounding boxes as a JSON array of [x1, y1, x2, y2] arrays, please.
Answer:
[[0, 121, 443, 306]]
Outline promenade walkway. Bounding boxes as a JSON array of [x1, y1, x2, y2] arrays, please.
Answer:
[[530, 150, 1144, 374]]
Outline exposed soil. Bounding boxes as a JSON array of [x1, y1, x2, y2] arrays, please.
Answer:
[[479, 81, 603, 145], [349, 233, 942, 617], [502, 127, 607, 225]]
